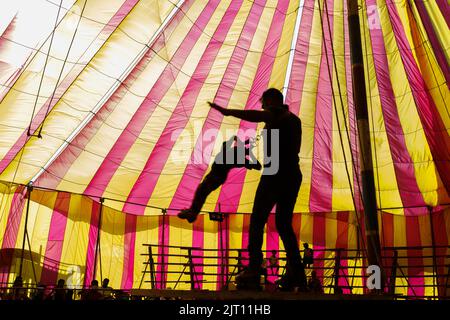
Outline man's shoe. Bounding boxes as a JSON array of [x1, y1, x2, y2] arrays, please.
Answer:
[[177, 209, 197, 223], [235, 268, 262, 291], [275, 270, 307, 292]]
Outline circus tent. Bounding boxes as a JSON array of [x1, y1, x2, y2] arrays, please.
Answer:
[[0, 0, 448, 297]]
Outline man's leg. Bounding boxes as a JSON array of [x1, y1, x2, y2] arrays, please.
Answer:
[[247, 176, 276, 270], [275, 172, 306, 289], [236, 176, 275, 288], [190, 172, 225, 213]]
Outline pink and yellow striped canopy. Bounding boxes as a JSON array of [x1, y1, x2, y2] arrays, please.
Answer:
[[0, 0, 449, 292]]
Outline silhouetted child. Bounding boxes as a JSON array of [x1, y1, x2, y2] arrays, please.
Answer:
[[178, 136, 261, 223]]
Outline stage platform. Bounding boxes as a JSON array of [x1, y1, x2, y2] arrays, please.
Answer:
[[130, 289, 397, 300]]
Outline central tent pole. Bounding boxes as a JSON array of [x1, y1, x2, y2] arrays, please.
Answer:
[[347, 0, 383, 287]]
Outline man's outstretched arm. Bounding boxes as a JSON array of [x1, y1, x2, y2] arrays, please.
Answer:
[[208, 102, 273, 123]]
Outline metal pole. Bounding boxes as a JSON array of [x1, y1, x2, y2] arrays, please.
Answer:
[[161, 209, 167, 289], [347, 0, 383, 283], [428, 206, 438, 299], [19, 183, 33, 278], [149, 245, 156, 289], [225, 211, 229, 290], [334, 249, 342, 294], [218, 204, 224, 289], [389, 250, 398, 295], [25, 230, 37, 285]]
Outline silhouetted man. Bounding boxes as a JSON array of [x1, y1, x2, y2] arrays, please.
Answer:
[[209, 88, 306, 291]]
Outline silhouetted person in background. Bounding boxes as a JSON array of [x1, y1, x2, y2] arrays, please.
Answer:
[[101, 278, 113, 299], [178, 135, 261, 223], [9, 276, 28, 300], [261, 258, 268, 284], [269, 250, 279, 277], [32, 283, 46, 301], [236, 249, 245, 274], [81, 280, 103, 300], [303, 243, 314, 268], [209, 88, 306, 291], [308, 271, 323, 293], [50, 279, 67, 301]]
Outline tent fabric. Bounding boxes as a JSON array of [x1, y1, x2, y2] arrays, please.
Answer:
[[0, 0, 449, 293]]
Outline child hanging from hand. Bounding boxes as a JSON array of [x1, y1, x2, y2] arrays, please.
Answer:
[[178, 135, 261, 223]]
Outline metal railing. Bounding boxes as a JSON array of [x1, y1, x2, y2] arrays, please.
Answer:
[[139, 244, 450, 299]]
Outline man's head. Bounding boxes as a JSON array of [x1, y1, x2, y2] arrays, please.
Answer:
[[260, 88, 284, 110], [303, 243, 309, 249], [102, 278, 110, 288], [91, 280, 99, 288]]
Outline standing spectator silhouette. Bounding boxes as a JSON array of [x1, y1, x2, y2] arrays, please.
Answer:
[[101, 278, 113, 300], [302, 243, 314, 269], [178, 136, 261, 223], [80, 280, 103, 300], [49, 279, 67, 301], [32, 283, 46, 301], [8, 276, 28, 300], [268, 250, 279, 277], [209, 88, 306, 291]]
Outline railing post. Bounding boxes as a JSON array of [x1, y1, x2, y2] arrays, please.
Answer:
[[334, 249, 342, 294], [19, 183, 33, 279], [188, 248, 195, 290], [161, 209, 167, 289], [389, 250, 398, 295], [93, 197, 104, 282], [149, 245, 156, 289], [427, 206, 439, 299], [446, 265, 450, 298]]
